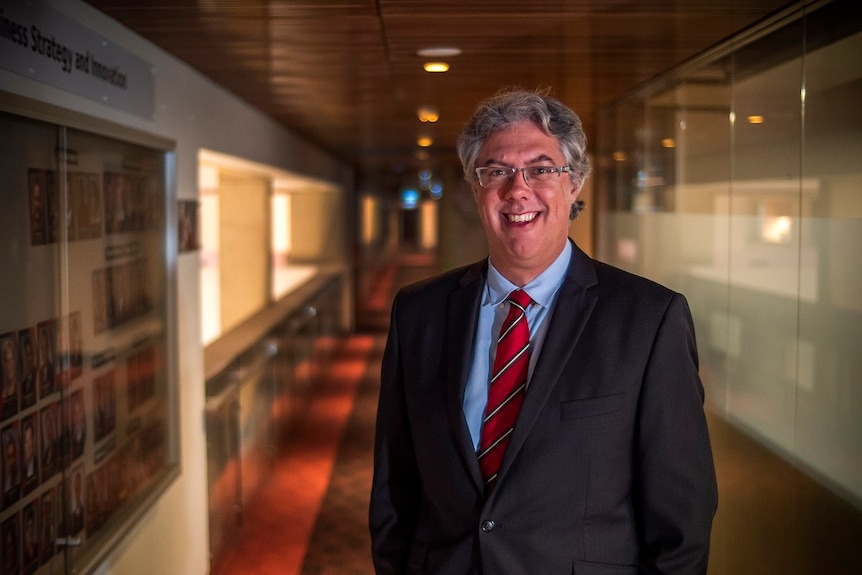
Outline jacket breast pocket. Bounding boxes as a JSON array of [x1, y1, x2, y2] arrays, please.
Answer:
[[560, 393, 623, 420]]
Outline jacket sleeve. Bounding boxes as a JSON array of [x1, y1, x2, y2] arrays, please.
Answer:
[[636, 293, 718, 574], [369, 295, 421, 574]]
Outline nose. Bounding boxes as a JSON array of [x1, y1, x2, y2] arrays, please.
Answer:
[[501, 168, 531, 198]]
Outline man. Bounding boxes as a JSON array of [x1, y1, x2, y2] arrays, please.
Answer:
[[369, 89, 717, 574], [2, 426, 19, 506], [41, 490, 56, 563], [1, 334, 18, 421], [21, 417, 39, 495], [41, 404, 57, 479], [2, 516, 19, 574], [18, 329, 37, 410], [22, 502, 39, 571]]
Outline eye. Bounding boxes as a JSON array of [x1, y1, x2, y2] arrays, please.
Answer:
[[488, 167, 510, 177], [529, 166, 553, 176]]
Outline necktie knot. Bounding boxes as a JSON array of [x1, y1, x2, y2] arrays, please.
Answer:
[[507, 289, 532, 310]]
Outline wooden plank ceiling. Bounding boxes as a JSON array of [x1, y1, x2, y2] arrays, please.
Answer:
[[85, 0, 791, 187]]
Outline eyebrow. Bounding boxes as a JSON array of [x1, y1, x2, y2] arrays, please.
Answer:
[[479, 153, 557, 167]]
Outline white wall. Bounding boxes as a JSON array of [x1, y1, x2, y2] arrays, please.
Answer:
[[0, 1, 350, 573]]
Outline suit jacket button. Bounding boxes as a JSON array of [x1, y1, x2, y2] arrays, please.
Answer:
[[481, 520, 495, 532]]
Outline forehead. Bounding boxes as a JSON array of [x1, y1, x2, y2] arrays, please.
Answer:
[[478, 120, 564, 162]]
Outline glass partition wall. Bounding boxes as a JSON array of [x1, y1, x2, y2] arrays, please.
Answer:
[[595, 1, 861, 572], [0, 109, 178, 575]]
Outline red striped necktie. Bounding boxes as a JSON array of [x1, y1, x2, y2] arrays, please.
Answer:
[[478, 289, 532, 491]]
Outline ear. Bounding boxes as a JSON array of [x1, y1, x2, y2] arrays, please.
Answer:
[[568, 178, 581, 201]]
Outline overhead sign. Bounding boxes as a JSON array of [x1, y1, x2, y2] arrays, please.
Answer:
[[0, 0, 155, 118]]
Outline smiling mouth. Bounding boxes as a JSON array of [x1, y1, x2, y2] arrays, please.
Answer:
[[506, 212, 538, 223]]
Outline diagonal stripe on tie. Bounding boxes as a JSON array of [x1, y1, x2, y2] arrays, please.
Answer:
[[478, 289, 532, 491]]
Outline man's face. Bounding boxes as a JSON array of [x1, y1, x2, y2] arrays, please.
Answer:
[[472, 120, 579, 282]]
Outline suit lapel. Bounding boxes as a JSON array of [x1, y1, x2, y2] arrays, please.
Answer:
[[444, 262, 486, 491], [497, 242, 599, 481]]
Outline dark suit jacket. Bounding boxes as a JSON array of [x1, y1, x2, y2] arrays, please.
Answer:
[[370, 241, 718, 574]]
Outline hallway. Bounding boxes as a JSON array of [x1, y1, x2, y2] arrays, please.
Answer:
[[213, 249, 862, 575], [211, 250, 439, 575]]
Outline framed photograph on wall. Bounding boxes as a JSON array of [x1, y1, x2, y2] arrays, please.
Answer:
[[0, 108, 178, 575]]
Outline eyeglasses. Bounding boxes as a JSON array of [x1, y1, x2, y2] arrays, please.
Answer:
[[474, 166, 571, 189]]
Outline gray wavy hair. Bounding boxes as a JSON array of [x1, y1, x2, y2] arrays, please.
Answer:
[[457, 88, 591, 219]]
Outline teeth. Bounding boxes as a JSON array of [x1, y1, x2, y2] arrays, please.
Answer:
[[508, 212, 537, 223]]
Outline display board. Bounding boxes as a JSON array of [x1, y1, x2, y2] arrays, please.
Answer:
[[0, 110, 177, 575]]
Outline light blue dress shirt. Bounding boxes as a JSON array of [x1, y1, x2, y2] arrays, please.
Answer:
[[463, 241, 573, 450]]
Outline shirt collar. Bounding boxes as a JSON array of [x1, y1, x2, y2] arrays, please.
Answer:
[[484, 240, 572, 308]]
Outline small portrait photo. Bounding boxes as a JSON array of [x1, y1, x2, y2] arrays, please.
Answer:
[[129, 259, 151, 318], [28, 168, 48, 246], [1, 512, 20, 575], [103, 172, 131, 235], [126, 346, 157, 412], [20, 414, 39, 497], [2, 423, 21, 510], [45, 170, 60, 244], [93, 370, 116, 442], [86, 465, 111, 536], [54, 316, 70, 391], [178, 199, 200, 252], [108, 264, 132, 327], [64, 171, 78, 242], [17, 328, 37, 411], [75, 172, 103, 240], [36, 319, 56, 400], [92, 269, 108, 335], [40, 488, 56, 564], [103, 455, 120, 514], [68, 311, 83, 380], [40, 402, 59, 482], [68, 389, 86, 462], [22, 498, 39, 574], [67, 466, 85, 536], [0, 332, 19, 422]]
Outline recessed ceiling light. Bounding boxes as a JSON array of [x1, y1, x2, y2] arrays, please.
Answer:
[[417, 47, 462, 58], [417, 136, 433, 147], [748, 115, 765, 124], [417, 107, 439, 122], [661, 138, 675, 148], [423, 62, 449, 73]]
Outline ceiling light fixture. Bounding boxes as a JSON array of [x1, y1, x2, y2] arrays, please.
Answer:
[[417, 47, 462, 58], [417, 136, 433, 147], [423, 62, 449, 73], [748, 115, 765, 124], [417, 107, 439, 122]]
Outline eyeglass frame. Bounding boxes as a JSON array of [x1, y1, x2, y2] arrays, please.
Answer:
[[474, 165, 572, 189]]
